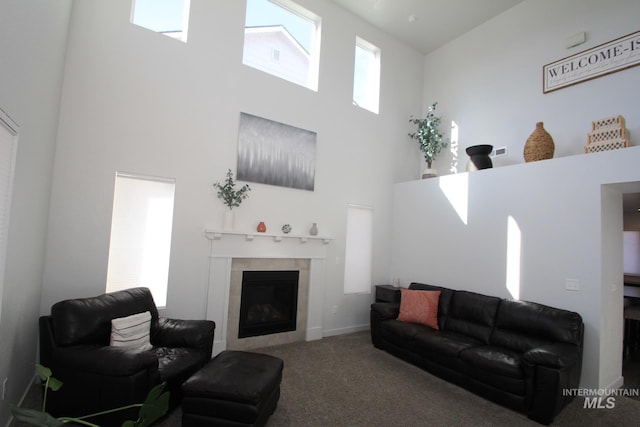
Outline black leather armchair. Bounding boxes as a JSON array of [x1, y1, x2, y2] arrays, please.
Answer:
[[39, 287, 215, 424]]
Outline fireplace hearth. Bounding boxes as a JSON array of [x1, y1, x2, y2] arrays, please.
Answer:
[[238, 270, 299, 338]]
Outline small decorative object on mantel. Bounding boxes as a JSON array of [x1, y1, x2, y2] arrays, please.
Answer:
[[465, 145, 493, 171], [257, 221, 267, 232], [523, 122, 554, 162], [309, 223, 318, 236], [408, 102, 449, 179], [584, 115, 630, 153], [214, 169, 251, 231], [282, 224, 292, 234]]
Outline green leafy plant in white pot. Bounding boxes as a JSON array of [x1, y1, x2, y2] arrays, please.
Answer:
[[213, 169, 251, 231], [408, 102, 449, 178]]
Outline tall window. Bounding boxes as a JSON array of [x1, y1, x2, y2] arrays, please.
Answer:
[[344, 204, 373, 294], [106, 173, 175, 307], [131, 0, 191, 42], [243, 0, 321, 91], [0, 108, 18, 320], [353, 37, 381, 114]]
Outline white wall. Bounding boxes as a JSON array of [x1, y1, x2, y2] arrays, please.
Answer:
[[0, 0, 71, 423], [40, 0, 424, 341], [392, 148, 640, 390], [423, 0, 640, 175], [392, 0, 640, 390]]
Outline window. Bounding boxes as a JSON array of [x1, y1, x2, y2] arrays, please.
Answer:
[[106, 173, 175, 307], [131, 0, 191, 42], [243, 0, 321, 91], [0, 108, 18, 320], [353, 37, 380, 114], [343, 204, 373, 294]]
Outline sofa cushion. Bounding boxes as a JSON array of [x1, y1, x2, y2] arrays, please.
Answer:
[[491, 299, 583, 353], [397, 289, 440, 329], [379, 320, 426, 350], [414, 330, 483, 358], [444, 291, 500, 344], [409, 283, 454, 329], [52, 287, 159, 346], [461, 346, 526, 396], [460, 346, 523, 379]]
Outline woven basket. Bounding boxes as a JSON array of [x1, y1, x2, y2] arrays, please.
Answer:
[[524, 122, 554, 162], [588, 127, 626, 144], [585, 138, 629, 153], [592, 115, 625, 131]]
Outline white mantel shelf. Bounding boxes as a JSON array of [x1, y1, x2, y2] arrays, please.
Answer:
[[204, 229, 333, 245]]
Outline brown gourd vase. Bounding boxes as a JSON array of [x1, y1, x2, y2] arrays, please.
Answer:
[[523, 122, 554, 162]]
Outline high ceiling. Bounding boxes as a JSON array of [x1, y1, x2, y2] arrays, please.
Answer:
[[328, 0, 640, 213], [330, 0, 525, 54]]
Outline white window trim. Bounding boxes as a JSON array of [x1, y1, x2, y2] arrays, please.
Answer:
[[344, 203, 373, 295], [106, 172, 176, 308], [354, 36, 381, 114], [0, 108, 19, 321]]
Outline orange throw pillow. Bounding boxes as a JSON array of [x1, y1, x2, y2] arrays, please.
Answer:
[[397, 289, 441, 330]]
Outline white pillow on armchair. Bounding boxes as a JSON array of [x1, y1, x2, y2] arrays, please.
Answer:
[[110, 311, 153, 351]]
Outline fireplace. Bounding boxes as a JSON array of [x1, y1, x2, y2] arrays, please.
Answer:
[[238, 270, 299, 338], [207, 253, 320, 352]]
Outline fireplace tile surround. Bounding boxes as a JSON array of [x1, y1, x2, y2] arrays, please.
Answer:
[[227, 258, 309, 350], [204, 230, 330, 355]]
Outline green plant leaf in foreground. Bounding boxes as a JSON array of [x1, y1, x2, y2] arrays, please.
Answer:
[[11, 407, 64, 427], [35, 364, 52, 381], [36, 364, 63, 391], [136, 383, 170, 427], [122, 382, 169, 427]]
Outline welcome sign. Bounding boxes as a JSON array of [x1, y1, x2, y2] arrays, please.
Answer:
[[543, 30, 640, 93]]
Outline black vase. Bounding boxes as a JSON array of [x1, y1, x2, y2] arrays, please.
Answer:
[[466, 145, 493, 171]]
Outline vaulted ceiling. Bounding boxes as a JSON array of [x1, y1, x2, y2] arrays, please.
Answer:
[[329, 0, 525, 54]]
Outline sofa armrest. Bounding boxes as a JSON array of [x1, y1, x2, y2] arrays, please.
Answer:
[[152, 318, 215, 354], [523, 343, 580, 369], [52, 345, 158, 376], [371, 302, 400, 321], [524, 343, 583, 424]]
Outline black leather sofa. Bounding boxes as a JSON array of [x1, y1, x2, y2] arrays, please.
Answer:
[[370, 283, 584, 425], [39, 287, 215, 424]]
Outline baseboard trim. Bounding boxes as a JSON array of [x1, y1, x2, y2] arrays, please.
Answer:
[[5, 374, 38, 427], [604, 375, 624, 390], [323, 324, 369, 337], [306, 326, 323, 341]]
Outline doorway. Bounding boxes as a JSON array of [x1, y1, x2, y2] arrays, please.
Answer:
[[623, 192, 640, 398]]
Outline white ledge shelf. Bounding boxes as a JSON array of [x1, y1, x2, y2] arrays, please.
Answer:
[[204, 229, 333, 245]]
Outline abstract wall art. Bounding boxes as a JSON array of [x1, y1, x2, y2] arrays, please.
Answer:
[[237, 112, 316, 191]]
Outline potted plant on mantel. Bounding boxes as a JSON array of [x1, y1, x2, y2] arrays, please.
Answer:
[[214, 169, 251, 231], [408, 102, 449, 178]]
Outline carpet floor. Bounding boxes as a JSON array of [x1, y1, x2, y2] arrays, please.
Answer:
[[15, 331, 640, 426]]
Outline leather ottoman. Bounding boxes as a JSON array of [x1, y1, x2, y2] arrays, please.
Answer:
[[181, 350, 283, 427]]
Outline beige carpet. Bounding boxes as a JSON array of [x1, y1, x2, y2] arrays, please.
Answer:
[[158, 331, 640, 426], [15, 331, 640, 426]]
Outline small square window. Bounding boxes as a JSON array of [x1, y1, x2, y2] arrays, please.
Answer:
[[131, 0, 190, 42], [353, 37, 381, 114]]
